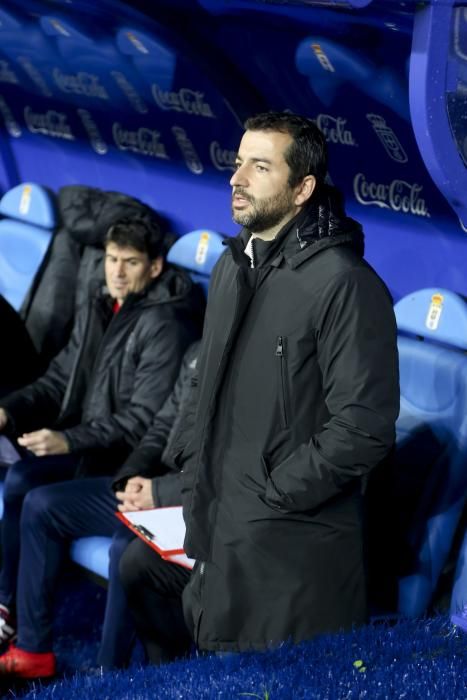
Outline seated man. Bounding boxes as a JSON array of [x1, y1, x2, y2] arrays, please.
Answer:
[[118, 508, 193, 666], [0, 341, 200, 678], [0, 216, 202, 660]]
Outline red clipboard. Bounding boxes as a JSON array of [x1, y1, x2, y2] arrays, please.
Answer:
[[116, 506, 195, 570]]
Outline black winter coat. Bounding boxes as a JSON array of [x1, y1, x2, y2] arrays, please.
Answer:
[[112, 341, 200, 507], [2, 267, 202, 477], [181, 188, 400, 652]]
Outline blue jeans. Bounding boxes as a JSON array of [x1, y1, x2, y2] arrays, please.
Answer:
[[0, 453, 79, 608], [15, 476, 136, 668]]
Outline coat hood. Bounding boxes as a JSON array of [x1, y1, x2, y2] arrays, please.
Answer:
[[58, 185, 163, 248]]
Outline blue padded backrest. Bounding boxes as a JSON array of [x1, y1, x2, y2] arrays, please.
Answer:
[[69, 537, 111, 580], [0, 183, 57, 310], [0, 182, 56, 229], [397, 337, 467, 417], [394, 289, 467, 618], [395, 288, 467, 350], [167, 229, 225, 296]]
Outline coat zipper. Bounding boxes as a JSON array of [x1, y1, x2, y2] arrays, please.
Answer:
[[275, 335, 289, 429]]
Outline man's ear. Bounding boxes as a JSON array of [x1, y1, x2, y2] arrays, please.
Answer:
[[150, 256, 164, 279], [294, 175, 316, 207]]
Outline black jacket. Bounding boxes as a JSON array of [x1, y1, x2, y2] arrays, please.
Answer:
[[181, 186, 400, 651], [112, 341, 200, 506], [2, 267, 203, 477]]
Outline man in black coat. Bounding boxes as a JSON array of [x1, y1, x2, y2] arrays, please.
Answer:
[[181, 112, 400, 652], [114, 341, 199, 667], [0, 217, 202, 675]]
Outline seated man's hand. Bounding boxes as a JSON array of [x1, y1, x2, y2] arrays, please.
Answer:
[[116, 476, 155, 512], [0, 408, 8, 431], [17, 429, 70, 456]]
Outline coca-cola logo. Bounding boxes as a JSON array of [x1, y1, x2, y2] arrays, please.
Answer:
[[77, 109, 107, 155], [210, 141, 236, 171], [53, 68, 109, 100], [353, 173, 430, 217], [152, 84, 215, 119], [112, 122, 168, 159], [24, 107, 74, 141], [314, 114, 356, 146], [172, 126, 203, 175]]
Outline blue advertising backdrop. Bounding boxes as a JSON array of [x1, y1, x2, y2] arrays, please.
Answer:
[[0, 0, 465, 301]]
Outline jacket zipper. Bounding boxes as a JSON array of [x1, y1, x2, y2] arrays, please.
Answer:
[[275, 335, 289, 429], [57, 307, 92, 423]]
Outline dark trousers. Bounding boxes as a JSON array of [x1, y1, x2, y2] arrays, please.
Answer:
[[15, 476, 136, 668], [0, 454, 79, 608], [119, 538, 192, 664]]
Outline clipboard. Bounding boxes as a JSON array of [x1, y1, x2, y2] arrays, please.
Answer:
[[116, 505, 195, 570]]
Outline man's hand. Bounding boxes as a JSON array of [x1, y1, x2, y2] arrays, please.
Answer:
[[116, 476, 155, 512], [17, 429, 70, 457], [0, 408, 8, 431]]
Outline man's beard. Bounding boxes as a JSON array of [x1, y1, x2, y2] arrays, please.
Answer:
[[231, 187, 295, 233]]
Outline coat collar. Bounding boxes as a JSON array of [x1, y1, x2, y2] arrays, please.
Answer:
[[223, 184, 364, 271]]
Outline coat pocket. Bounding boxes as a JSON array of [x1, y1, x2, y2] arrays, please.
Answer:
[[275, 335, 290, 429]]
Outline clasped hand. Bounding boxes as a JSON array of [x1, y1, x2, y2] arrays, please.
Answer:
[[17, 429, 70, 456], [116, 476, 154, 512]]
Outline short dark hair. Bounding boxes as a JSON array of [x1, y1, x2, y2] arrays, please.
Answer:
[[105, 217, 164, 260], [244, 111, 328, 187]]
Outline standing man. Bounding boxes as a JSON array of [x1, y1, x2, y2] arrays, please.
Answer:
[[0, 216, 202, 669], [181, 112, 400, 652]]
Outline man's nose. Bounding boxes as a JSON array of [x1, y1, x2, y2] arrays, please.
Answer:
[[115, 261, 126, 276], [230, 165, 247, 187]]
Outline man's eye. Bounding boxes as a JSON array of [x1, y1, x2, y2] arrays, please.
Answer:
[[256, 165, 268, 172]]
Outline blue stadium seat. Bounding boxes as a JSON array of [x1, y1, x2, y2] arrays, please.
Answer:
[[167, 229, 225, 296], [0, 183, 57, 311], [395, 288, 467, 617], [70, 537, 111, 580]]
